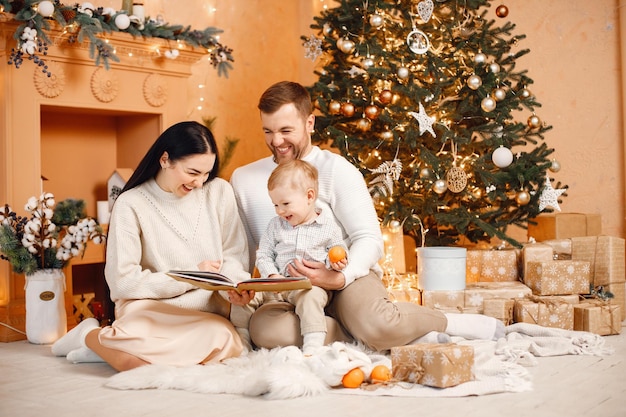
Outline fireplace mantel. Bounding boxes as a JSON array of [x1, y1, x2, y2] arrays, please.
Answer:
[[0, 19, 209, 341]]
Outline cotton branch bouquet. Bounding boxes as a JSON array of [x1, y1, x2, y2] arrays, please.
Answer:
[[0, 192, 105, 274]]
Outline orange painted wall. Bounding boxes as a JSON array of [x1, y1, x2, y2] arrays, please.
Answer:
[[90, 0, 626, 240]]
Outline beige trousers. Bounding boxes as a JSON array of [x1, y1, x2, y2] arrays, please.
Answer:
[[249, 271, 448, 351]]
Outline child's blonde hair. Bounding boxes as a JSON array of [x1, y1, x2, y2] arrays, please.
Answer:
[[268, 159, 318, 196]]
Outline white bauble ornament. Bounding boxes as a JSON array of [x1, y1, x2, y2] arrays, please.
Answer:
[[420, 168, 432, 178], [115, 14, 131, 30], [38, 0, 55, 17], [467, 74, 482, 90], [433, 179, 447, 194], [363, 58, 374, 68], [493, 87, 506, 101], [369, 14, 384, 28], [489, 62, 501, 73], [474, 52, 487, 64], [481, 96, 496, 112], [397, 66, 410, 80], [338, 39, 355, 53], [492, 146, 514, 168]]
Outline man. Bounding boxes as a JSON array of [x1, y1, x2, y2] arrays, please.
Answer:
[[230, 81, 502, 351]]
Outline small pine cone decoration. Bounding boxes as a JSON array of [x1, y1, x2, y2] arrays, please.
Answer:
[[61, 9, 77, 22]]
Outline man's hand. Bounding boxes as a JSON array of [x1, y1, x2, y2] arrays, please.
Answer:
[[227, 289, 255, 306], [198, 260, 222, 273], [287, 258, 345, 290]]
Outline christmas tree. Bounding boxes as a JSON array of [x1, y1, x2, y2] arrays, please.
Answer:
[[303, 0, 567, 248]]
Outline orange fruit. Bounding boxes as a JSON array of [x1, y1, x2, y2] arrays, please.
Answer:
[[370, 364, 391, 383], [329, 246, 347, 263], [342, 367, 365, 388]]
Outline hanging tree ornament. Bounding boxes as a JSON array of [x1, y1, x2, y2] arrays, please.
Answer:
[[549, 159, 561, 173], [535, 176, 567, 212], [445, 142, 468, 193], [407, 28, 430, 54], [496, 4, 509, 18], [492, 145, 513, 168], [417, 0, 434, 22], [368, 158, 403, 198], [303, 35, 323, 61], [369, 13, 384, 28], [408, 102, 436, 137]]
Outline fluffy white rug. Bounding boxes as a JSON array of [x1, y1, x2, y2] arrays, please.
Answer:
[[105, 323, 613, 400]]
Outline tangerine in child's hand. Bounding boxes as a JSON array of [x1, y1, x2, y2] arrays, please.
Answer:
[[342, 367, 365, 388], [370, 364, 392, 383], [329, 246, 347, 263]]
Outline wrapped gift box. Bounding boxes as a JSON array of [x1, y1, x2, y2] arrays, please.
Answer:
[[571, 236, 625, 286], [524, 260, 591, 296], [421, 290, 464, 310], [541, 239, 572, 260], [513, 297, 574, 330], [465, 248, 519, 283], [602, 282, 626, 321], [573, 302, 621, 335], [483, 298, 515, 325], [521, 243, 555, 278], [391, 343, 474, 388], [527, 213, 601, 242], [464, 281, 532, 308], [433, 306, 483, 315]]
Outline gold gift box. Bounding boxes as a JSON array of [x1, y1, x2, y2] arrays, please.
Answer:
[[391, 343, 474, 388], [483, 298, 515, 325], [421, 290, 464, 310], [573, 302, 621, 336], [465, 248, 520, 283], [527, 213, 601, 242], [513, 297, 574, 330], [464, 281, 532, 308], [524, 260, 591, 296], [521, 243, 555, 277]]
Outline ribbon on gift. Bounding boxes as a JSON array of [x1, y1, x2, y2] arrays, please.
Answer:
[[575, 297, 621, 335], [516, 295, 571, 326]]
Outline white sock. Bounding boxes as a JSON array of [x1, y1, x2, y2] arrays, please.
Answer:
[[410, 331, 452, 344], [51, 318, 100, 357], [444, 313, 504, 341], [302, 331, 326, 355], [66, 347, 105, 363]]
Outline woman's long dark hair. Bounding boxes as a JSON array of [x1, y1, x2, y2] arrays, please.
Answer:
[[122, 121, 220, 193]]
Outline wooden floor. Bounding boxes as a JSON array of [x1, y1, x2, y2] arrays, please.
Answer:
[[0, 324, 624, 417]]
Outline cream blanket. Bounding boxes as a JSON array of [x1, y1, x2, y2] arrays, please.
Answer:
[[105, 323, 613, 400]]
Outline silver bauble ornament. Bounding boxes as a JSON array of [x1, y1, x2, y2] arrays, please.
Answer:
[[492, 146, 514, 168], [397, 66, 410, 80], [433, 179, 447, 194], [474, 52, 487, 64], [493, 88, 506, 101], [369, 14, 384, 28], [467, 74, 482, 90], [481, 96, 496, 112]]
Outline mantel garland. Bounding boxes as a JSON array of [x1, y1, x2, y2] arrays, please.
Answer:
[[0, 0, 234, 77]]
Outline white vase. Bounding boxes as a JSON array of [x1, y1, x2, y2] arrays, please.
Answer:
[[24, 269, 67, 344]]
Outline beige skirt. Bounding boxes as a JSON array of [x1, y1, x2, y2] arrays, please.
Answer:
[[98, 299, 243, 366]]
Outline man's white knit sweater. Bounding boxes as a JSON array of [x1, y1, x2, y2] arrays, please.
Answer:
[[104, 178, 250, 312]]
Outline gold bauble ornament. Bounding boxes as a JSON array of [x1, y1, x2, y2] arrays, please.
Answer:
[[481, 96, 496, 112], [369, 14, 384, 28], [520, 88, 532, 99], [356, 118, 371, 131], [515, 190, 531, 205], [474, 52, 487, 64], [420, 168, 432, 178], [364, 105, 380, 120], [341, 102, 355, 117], [380, 130, 394, 140], [489, 62, 501, 73], [446, 166, 468, 193], [549, 159, 561, 173], [397, 67, 410, 80], [527, 114, 542, 129], [328, 100, 341, 115], [496, 4, 509, 18], [493, 88, 506, 101], [337, 38, 355, 53], [379, 89, 393, 105]]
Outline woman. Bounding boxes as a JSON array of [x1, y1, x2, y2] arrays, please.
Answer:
[[52, 121, 255, 371]]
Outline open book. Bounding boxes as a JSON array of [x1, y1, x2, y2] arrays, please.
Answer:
[[167, 270, 312, 292]]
